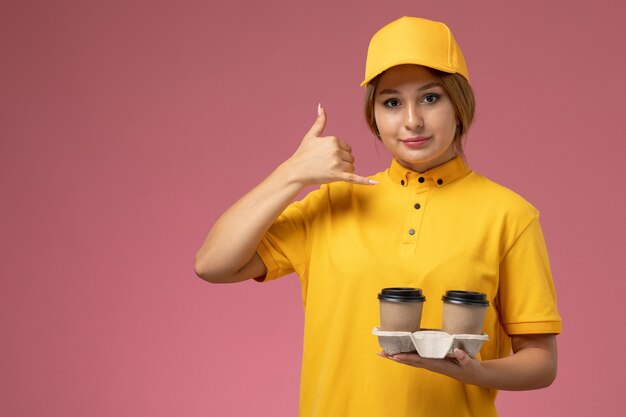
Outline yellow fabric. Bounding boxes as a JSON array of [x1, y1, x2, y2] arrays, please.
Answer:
[[256, 156, 561, 417], [361, 16, 470, 86]]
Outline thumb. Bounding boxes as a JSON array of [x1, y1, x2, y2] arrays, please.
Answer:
[[306, 103, 327, 137], [453, 348, 472, 367]]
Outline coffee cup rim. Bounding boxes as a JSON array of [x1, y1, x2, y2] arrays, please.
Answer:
[[378, 287, 426, 302], [442, 290, 489, 307]]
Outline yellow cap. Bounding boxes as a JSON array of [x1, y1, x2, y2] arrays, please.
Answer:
[[361, 17, 469, 86]]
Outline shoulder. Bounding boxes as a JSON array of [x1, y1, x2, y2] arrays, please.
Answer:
[[286, 181, 357, 214], [318, 168, 389, 199], [463, 171, 540, 223], [290, 171, 387, 214]]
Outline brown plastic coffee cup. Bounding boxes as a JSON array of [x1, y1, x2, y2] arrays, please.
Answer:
[[378, 288, 426, 332], [441, 291, 489, 335]]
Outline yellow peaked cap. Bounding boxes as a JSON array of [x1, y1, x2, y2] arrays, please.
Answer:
[[361, 16, 469, 86]]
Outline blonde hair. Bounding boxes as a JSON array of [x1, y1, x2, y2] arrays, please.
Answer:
[[364, 68, 476, 159]]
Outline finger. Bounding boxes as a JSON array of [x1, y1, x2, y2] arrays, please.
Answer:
[[453, 349, 472, 367], [340, 172, 379, 185], [339, 161, 355, 174], [336, 138, 352, 153], [339, 149, 355, 164], [385, 352, 424, 367], [306, 103, 327, 138]]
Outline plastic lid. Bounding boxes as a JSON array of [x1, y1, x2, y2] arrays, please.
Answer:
[[442, 290, 489, 306], [378, 287, 426, 302]]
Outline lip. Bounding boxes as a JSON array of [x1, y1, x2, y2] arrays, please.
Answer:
[[401, 136, 430, 148]]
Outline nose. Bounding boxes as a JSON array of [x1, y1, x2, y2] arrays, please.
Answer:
[[404, 103, 423, 131]]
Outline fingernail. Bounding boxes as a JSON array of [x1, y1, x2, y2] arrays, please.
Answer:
[[368, 179, 379, 185], [317, 103, 322, 115]]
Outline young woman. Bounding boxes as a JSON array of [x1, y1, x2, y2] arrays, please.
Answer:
[[195, 16, 561, 417]]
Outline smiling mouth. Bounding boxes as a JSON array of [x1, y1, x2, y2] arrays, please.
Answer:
[[402, 137, 430, 147]]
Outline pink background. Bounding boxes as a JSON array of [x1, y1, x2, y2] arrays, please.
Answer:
[[2, 0, 625, 415]]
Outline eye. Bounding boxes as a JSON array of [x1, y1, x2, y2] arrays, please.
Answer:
[[383, 98, 401, 108], [422, 94, 439, 104]]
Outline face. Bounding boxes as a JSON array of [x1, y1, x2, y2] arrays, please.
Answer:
[[374, 65, 458, 173]]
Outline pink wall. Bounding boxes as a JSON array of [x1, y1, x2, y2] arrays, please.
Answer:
[[2, 0, 625, 415]]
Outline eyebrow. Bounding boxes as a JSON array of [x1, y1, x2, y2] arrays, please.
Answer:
[[378, 82, 442, 95]]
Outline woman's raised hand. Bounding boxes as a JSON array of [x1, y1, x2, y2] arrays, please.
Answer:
[[282, 105, 378, 187]]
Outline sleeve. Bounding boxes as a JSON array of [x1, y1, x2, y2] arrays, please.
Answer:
[[254, 187, 326, 282], [498, 215, 562, 335]]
